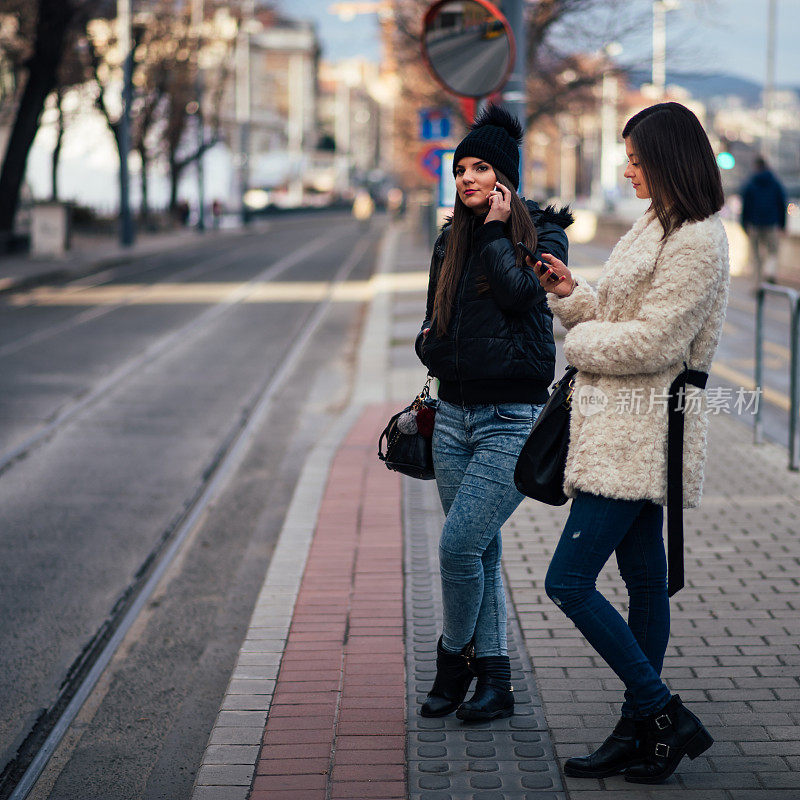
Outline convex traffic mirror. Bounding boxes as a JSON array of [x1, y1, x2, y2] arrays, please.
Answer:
[[422, 0, 515, 98]]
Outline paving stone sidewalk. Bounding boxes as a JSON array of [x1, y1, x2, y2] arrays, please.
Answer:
[[194, 217, 800, 799], [390, 221, 800, 798]]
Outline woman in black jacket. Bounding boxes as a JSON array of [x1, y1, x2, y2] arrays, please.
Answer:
[[416, 105, 572, 721]]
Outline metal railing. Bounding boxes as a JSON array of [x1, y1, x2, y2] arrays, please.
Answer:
[[754, 283, 800, 470]]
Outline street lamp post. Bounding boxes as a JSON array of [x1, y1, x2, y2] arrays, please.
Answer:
[[763, 0, 777, 164], [236, 1, 254, 226], [652, 0, 680, 98], [501, 0, 526, 192], [118, 0, 135, 247], [600, 44, 622, 208], [192, 0, 206, 232]]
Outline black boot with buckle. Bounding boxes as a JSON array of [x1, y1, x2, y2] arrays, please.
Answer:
[[564, 716, 643, 778], [455, 655, 514, 722], [625, 694, 713, 784], [420, 637, 476, 717]]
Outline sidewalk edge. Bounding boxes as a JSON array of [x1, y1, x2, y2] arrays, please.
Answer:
[[190, 221, 399, 800]]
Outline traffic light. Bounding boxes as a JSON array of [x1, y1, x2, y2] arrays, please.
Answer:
[[716, 152, 735, 170]]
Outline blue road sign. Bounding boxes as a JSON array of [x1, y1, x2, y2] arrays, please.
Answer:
[[420, 146, 446, 181], [419, 108, 452, 141]]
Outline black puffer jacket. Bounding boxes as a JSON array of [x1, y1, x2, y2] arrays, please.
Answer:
[[415, 200, 573, 405]]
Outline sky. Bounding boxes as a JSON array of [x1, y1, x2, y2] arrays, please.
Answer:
[[282, 0, 800, 88]]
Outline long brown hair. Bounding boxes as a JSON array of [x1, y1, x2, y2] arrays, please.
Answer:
[[432, 169, 537, 335], [622, 102, 724, 240]]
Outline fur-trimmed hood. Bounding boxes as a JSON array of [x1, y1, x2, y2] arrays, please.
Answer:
[[526, 199, 574, 230]]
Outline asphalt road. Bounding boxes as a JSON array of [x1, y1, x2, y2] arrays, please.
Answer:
[[0, 211, 383, 799]]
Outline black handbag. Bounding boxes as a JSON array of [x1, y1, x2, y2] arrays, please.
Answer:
[[514, 366, 577, 505], [378, 377, 438, 480]]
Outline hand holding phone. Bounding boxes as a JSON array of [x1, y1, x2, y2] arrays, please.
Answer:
[[516, 243, 575, 297], [485, 183, 511, 224]]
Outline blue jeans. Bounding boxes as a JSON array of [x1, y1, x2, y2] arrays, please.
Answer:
[[545, 492, 672, 717], [432, 399, 543, 658]]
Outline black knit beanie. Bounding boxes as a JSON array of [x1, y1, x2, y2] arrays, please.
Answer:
[[453, 104, 523, 190]]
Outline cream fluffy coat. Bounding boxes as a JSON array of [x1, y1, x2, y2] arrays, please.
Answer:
[[548, 211, 730, 507]]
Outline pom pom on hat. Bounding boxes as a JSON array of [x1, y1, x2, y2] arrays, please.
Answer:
[[470, 104, 523, 144], [453, 103, 523, 189]]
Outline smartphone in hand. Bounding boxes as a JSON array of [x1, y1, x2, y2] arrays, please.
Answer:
[[517, 242, 562, 285], [515, 241, 537, 262]]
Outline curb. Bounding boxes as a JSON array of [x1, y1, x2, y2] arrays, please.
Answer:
[[191, 221, 401, 799]]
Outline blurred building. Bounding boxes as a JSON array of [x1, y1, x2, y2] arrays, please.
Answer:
[[215, 9, 321, 208], [316, 58, 389, 200], [218, 10, 393, 208]]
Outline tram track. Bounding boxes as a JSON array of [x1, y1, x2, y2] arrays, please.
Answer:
[[0, 228, 376, 800], [0, 232, 276, 359], [0, 224, 350, 477]]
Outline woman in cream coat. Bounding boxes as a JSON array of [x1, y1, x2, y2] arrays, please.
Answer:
[[529, 102, 730, 784]]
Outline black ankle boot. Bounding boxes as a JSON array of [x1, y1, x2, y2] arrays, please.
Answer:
[[564, 717, 643, 778], [625, 695, 713, 784], [420, 637, 475, 717], [455, 655, 513, 722]]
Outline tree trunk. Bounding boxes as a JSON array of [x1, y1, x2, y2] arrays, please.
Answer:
[[51, 89, 64, 201], [0, 0, 75, 234], [138, 141, 149, 224], [168, 151, 182, 216]]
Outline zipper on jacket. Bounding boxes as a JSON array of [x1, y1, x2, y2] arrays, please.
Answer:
[[453, 264, 469, 399]]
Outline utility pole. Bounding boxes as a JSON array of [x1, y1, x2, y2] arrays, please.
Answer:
[[118, 0, 135, 246], [192, 0, 205, 231], [501, 0, 526, 192]]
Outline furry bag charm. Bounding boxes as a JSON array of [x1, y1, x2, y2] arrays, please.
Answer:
[[378, 377, 438, 480]]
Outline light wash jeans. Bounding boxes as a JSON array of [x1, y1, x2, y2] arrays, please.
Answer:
[[432, 399, 543, 658], [545, 491, 671, 717]]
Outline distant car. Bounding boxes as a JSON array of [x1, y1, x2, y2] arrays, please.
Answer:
[[481, 19, 504, 39]]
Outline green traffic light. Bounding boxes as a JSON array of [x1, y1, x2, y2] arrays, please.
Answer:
[[716, 152, 735, 170]]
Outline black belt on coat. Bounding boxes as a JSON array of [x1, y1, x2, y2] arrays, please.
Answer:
[[666, 363, 709, 597]]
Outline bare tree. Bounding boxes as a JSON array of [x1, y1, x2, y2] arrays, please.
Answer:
[[49, 26, 91, 201], [84, 0, 234, 220], [0, 0, 99, 236]]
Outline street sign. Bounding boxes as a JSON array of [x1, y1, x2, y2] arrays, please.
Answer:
[[419, 108, 451, 141], [438, 150, 456, 207], [419, 145, 446, 181]]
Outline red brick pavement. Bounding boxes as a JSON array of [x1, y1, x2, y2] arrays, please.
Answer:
[[250, 404, 407, 800]]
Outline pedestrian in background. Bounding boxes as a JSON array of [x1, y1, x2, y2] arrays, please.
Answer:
[[740, 156, 787, 283], [531, 102, 729, 783], [415, 105, 572, 722]]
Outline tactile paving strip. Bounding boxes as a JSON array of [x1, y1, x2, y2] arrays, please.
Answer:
[[403, 477, 567, 800]]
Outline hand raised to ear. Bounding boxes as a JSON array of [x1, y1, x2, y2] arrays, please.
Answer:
[[485, 182, 511, 225]]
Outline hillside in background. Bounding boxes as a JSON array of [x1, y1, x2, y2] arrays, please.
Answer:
[[625, 70, 800, 106]]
